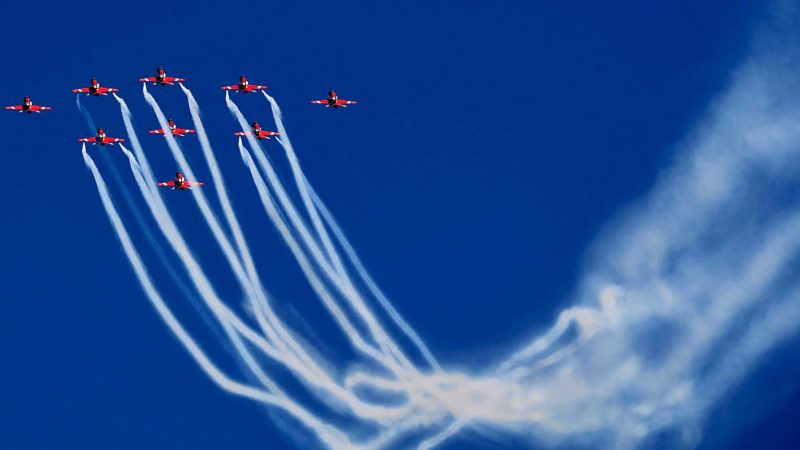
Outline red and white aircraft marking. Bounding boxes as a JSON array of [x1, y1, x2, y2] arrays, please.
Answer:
[[5, 97, 52, 113], [157, 171, 204, 190], [139, 68, 185, 86], [221, 75, 267, 94], [78, 128, 125, 146], [149, 119, 195, 137], [311, 90, 357, 108], [234, 121, 279, 140], [72, 78, 119, 96]]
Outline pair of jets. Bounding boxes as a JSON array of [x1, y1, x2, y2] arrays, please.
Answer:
[[138, 68, 267, 94], [78, 118, 280, 146], [3, 72, 142, 111], [76, 120, 194, 145], [147, 119, 279, 139]]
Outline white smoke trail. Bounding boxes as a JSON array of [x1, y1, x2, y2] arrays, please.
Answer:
[[263, 95, 352, 282], [226, 93, 414, 374], [264, 102, 415, 369], [176, 85, 416, 421], [176, 83, 309, 365], [119, 137, 420, 432], [304, 179, 442, 371], [264, 91, 441, 371], [75, 94, 96, 133], [427, 51, 800, 448], [137, 85, 290, 355], [115, 143, 280, 393], [237, 138, 428, 421], [83, 145, 352, 449], [137, 87, 424, 426]]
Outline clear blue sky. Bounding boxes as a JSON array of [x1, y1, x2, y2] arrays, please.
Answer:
[[1, 1, 797, 449]]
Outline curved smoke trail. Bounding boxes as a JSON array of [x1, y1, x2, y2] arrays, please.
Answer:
[[82, 20, 800, 448]]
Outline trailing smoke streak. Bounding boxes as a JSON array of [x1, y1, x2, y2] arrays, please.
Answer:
[[180, 86, 426, 422], [83, 146, 352, 449], [134, 89, 417, 422], [122, 153, 399, 425], [111, 95, 237, 340], [302, 160, 442, 373], [177, 83, 334, 386], [262, 92, 435, 372], [138, 85, 291, 357], [115, 144, 226, 343], [116, 143, 281, 395], [76, 94, 96, 133], [226, 93, 415, 376], [263, 92, 440, 371], [264, 97, 352, 283], [77, 95, 204, 329], [237, 138, 423, 422]]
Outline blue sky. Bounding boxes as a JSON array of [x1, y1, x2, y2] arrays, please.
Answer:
[[2, 1, 799, 449]]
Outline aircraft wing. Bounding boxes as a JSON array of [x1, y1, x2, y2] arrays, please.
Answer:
[[157, 181, 176, 187], [174, 128, 195, 136], [335, 99, 358, 107], [257, 131, 279, 139], [186, 181, 205, 187], [78, 137, 97, 143], [149, 129, 166, 135], [311, 99, 358, 107], [243, 84, 267, 92], [101, 137, 125, 145], [222, 84, 267, 92], [72, 87, 119, 95], [139, 76, 184, 85], [4, 105, 23, 111], [95, 87, 119, 95]]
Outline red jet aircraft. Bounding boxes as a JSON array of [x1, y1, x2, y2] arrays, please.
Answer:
[[78, 128, 125, 146], [157, 171, 205, 190], [5, 97, 52, 113], [234, 121, 279, 140], [72, 78, 119, 96], [221, 75, 267, 94], [311, 90, 357, 108], [139, 67, 185, 86], [149, 119, 196, 137]]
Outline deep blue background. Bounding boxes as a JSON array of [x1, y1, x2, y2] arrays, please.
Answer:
[[1, 1, 796, 449]]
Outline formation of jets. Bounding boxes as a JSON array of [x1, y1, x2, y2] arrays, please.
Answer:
[[7, 67, 358, 191]]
